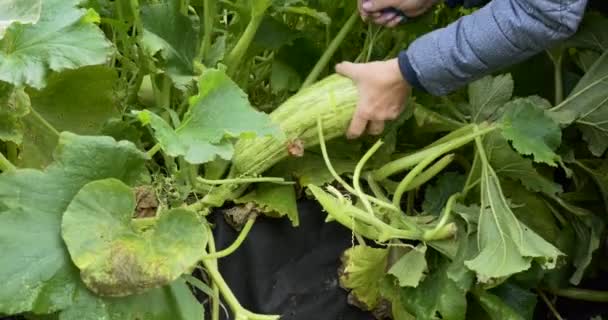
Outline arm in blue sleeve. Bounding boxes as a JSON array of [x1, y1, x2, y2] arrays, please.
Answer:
[[399, 0, 588, 96]]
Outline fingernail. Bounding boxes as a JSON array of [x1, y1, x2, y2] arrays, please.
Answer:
[[362, 1, 372, 10]]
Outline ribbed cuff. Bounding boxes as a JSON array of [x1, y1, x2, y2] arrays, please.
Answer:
[[398, 51, 427, 93]]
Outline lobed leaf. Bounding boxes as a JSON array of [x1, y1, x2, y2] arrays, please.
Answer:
[[0, 0, 112, 88], [468, 74, 514, 123], [339, 245, 388, 311], [0, 133, 148, 314], [387, 244, 427, 288], [62, 179, 207, 297], [500, 98, 561, 166], [236, 183, 300, 226]]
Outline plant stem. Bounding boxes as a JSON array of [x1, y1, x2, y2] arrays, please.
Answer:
[[6, 142, 17, 164], [147, 143, 161, 158], [406, 153, 455, 191], [202, 256, 280, 320], [366, 173, 389, 203], [545, 287, 608, 303], [373, 124, 496, 180], [354, 140, 384, 216], [225, 13, 265, 75], [0, 152, 16, 172], [202, 217, 256, 259], [548, 49, 565, 105], [206, 227, 222, 320], [197, 176, 292, 185], [199, 0, 216, 62], [537, 289, 565, 320], [392, 152, 441, 207], [424, 193, 459, 239], [301, 10, 359, 89], [317, 119, 400, 212], [462, 151, 479, 199]]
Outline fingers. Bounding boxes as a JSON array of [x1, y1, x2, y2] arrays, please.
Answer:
[[368, 121, 385, 135], [335, 62, 361, 81], [385, 15, 404, 27], [374, 12, 397, 25], [361, 0, 402, 12], [347, 112, 369, 140]]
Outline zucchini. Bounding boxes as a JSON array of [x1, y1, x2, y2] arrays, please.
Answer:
[[200, 74, 358, 208]]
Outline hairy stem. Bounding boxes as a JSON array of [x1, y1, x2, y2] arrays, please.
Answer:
[[225, 12, 266, 75], [202, 216, 256, 259], [392, 152, 441, 207], [406, 153, 455, 191], [538, 289, 565, 320], [301, 10, 359, 89], [197, 176, 292, 185], [206, 229, 222, 320], [424, 193, 459, 239], [147, 143, 162, 158]]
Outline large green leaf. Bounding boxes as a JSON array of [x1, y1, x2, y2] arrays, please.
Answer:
[[0, 133, 148, 315], [400, 260, 468, 320], [62, 179, 206, 297], [472, 290, 526, 320], [137, 68, 280, 164], [464, 162, 563, 281], [489, 283, 537, 320], [141, 2, 198, 90], [549, 51, 608, 156], [387, 244, 427, 288], [467, 74, 514, 123], [59, 279, 204, 320], [0, 0, 112, 88], [485, 133, 562, 195], [500, 98, 561, 166], [339, 245, 388, 311], [20, 66, 119, 168], [0, 0, 41, 37]]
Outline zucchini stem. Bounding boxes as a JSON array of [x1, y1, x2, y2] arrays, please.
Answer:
[[301, 10, 359, 89], [0, 152, 16, 172], [354, 140, 384, 216]]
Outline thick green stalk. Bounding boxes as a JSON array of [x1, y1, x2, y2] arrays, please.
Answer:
[[225, 13, 265, 75], [373, 124, 497, 180], [405, 154, 455, 191], [206, 229, 221, 320], [202, 258, 280, 320], [199, 0, 216, 62], [0, 152, 16, 172], [424, 193, 459, 239], [197, 176, 291, 185], [392, 152, 442, 207], [301, 10, 359, 89]]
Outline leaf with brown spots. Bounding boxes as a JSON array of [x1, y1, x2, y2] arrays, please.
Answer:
[[61, 178, 207, 297]]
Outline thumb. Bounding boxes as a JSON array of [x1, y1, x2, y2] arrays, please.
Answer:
[[361, 0, 403, 11], [335, 62, 362, 81]]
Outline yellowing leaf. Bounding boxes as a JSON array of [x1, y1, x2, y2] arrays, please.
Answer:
[[62, 179, 207, 297], [339, 245, 388, 311]]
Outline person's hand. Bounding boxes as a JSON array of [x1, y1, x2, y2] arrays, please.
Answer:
[[358, 0, 438, 27], [336, 58, 410, 139]]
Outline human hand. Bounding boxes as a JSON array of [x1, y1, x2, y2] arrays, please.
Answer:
[[335, 58, 410, 139], [358, 0, 437, 27]]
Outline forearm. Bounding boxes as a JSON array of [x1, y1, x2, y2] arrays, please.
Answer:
[[400, 0, 588, 96]]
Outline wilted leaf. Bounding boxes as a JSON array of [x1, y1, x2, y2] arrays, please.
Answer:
[[236, 183, 299, 226], [339, 245, 388, 310], [500, 98, 561, 166], [0, 133, 147, 315], [62, 179, 206, 297], [0, 0, 112, 88]]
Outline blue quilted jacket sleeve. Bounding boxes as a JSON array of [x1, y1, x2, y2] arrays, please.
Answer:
[[398, 0, 588, 95]]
